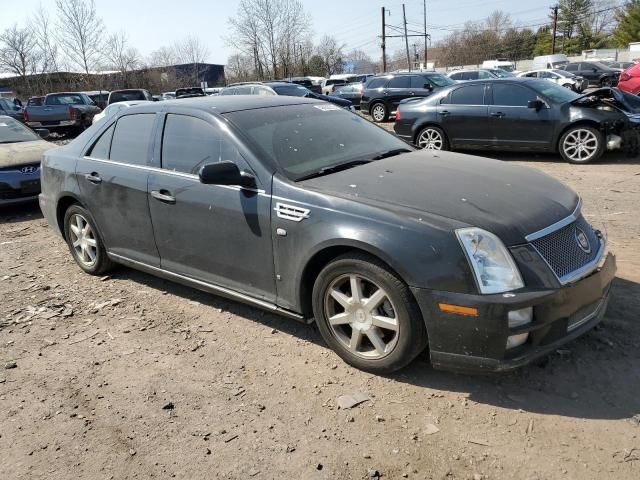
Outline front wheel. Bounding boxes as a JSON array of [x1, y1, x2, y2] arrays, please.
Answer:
[[600, 77, 613, 87], [63, 204, 114, 275], [370, 103, 388, 123], [416, 126, 448, 150], [558, 126, 604, 164], [312, 253, 427, 373]]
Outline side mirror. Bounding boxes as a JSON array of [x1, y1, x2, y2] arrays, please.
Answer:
[[199, 161, 256, 188], [34, 128, 50, 139], [527, 99, 544, 110], [424, 83, 433, 91]]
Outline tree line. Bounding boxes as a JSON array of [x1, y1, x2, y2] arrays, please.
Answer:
[[0, 0, 211, 95]]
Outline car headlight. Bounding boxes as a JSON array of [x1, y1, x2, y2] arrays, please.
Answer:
[[456, 227, 524, 294]]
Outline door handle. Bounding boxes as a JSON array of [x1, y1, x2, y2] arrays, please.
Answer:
[[438, 110, 450, 116], [490, 112, 505, 118], [151, 190, 176, 204], [85, 173, 102, 184]]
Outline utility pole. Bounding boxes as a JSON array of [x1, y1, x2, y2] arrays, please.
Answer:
[[403, 4, 411, 72], [551, 5, 558, 55], [423, 0, 427, 71], [381, 6, 387, 73]]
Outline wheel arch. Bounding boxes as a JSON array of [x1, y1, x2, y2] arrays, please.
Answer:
[[555, 120, 603, 152], [55, 194, 84, 240], [412, 121, 449, 146], [297, 240, 413, 318]]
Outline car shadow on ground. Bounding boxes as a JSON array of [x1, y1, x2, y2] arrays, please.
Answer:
[[0, 201, 43, 225], [442, 149, 640, 165], [111, 264, 639, 422]]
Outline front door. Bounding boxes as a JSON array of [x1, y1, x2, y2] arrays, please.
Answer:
[[487, 83, 554, 150], [438, 83, 490, 147], [146, 113, 276, 301], [76, 114, 160, 266]]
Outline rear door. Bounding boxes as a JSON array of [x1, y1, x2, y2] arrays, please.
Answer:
[[487, 83, 554, 149], [146, 112, 276, 301], [385, 76, 412, 110], [437, 83, 490, 147], [76, 114, 160, 265]]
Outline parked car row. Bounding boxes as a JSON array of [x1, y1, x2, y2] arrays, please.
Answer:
[[394, 78, 640, 163]]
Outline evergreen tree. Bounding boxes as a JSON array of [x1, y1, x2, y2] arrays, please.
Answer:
[[613, 0, 640, 47]]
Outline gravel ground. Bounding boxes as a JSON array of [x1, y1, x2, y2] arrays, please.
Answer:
[[1, 127, 639, 480]]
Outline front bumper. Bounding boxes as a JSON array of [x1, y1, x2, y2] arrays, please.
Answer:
[[411, 252, 616, 374], [0, 168, 41, 206]]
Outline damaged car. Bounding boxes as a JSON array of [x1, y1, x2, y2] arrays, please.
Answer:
[[394, 78, 640, 163], [39, 96, 615, 374]]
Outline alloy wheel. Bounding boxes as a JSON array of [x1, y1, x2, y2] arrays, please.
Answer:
[[323, 274, 399, 359], [69, 213, 98, 267], [562, 129, 599, 162], [371, 104, 386, 122], [417, 128, 444, 150]]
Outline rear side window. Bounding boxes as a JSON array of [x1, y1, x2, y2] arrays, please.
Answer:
[[161, 115, 221, 174], [448, 84, 485, 105], [492, 84, 536, 107], [387, 76, 411, 88], [88, 124, 115, 159], [366, 77, 387, 88], [110, 114, 155, 165]]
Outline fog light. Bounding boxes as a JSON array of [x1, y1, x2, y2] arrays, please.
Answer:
[[506, 307, 533, 349]]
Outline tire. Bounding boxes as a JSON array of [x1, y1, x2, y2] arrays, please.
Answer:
[[312, 252, 428, 374], [416, 126, 448, 150], [600, 77, 613, 87], [370, 102, 388, 123], [558, 125, 604, 164], [63, 204, 114, 275]]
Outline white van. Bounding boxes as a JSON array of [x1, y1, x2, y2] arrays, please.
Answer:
[[481, 59, 516, 72], [532, 54, 569, 70]]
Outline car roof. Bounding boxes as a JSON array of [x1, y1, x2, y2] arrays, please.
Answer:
[[123, 95, 322, 115]]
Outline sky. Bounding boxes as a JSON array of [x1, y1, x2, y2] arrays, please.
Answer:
[[0, 0, 557, 65]]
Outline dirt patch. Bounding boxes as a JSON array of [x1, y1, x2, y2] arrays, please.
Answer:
[[1, 150, 639, 479]]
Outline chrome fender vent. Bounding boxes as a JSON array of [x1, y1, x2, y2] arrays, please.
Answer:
[[274, 202, 310, 222]]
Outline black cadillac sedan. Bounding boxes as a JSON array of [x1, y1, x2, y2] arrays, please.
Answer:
[[394, 78, 640, 163], [39, 96, 615, 374]]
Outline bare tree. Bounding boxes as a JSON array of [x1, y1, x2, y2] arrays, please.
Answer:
[[0, 24, 38, 88], [32, 5, 60, 74], [345, 49, 375, 74], [226, 53, 253, 82], [104, 31, 141, 88], [174, 35, 210, 84], [148, 46, 178, 68], [316, 35, 345, 75], [55, 0, 104, 74]]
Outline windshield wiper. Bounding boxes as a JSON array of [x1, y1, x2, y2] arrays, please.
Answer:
[[369, 148, 411, 160], [296, 159, 373, 181]]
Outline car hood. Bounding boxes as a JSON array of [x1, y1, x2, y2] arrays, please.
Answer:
[[302, 150, 578, 246], [0, 140, 53, 168], [571, 87, 640, 114]]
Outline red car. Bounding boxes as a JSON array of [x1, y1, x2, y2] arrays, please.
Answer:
[[617, 63, 640, 95]]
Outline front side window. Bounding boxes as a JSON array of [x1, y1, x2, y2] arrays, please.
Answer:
[[235, 86, 252, 94], [109, 114, 155, 165], [161, 115, 222, 174], [410, 76, 428, 88], [565, 64, 578, 71], [88, 124, 115, 159], [492, 84, 536, 107], [449, 84, 485, 105]]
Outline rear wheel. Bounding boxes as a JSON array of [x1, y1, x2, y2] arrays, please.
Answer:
[[370, 102, 388, 123], [63, 205, 114, 275], [558, 126, 604, 164], [416, 126, 448, 150], [312, 253, 427, 373]]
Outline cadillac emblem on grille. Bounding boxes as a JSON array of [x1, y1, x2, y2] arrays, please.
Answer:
[[575, 226, 591, 254], [20, 166, 37, 174]]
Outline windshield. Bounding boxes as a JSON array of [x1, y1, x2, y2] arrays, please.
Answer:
[[591, 62, 611, 70], [273, 85, 310, 97], [529, 79, 580, 103], [224, 104, 412, 181], [496, 65, 515, 72], [426, 74, 456, 87], [552, 61, 569, 68], [552, 69, 575, 78], [46, 94, 83, 105], [0, 117, 39, 143]]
